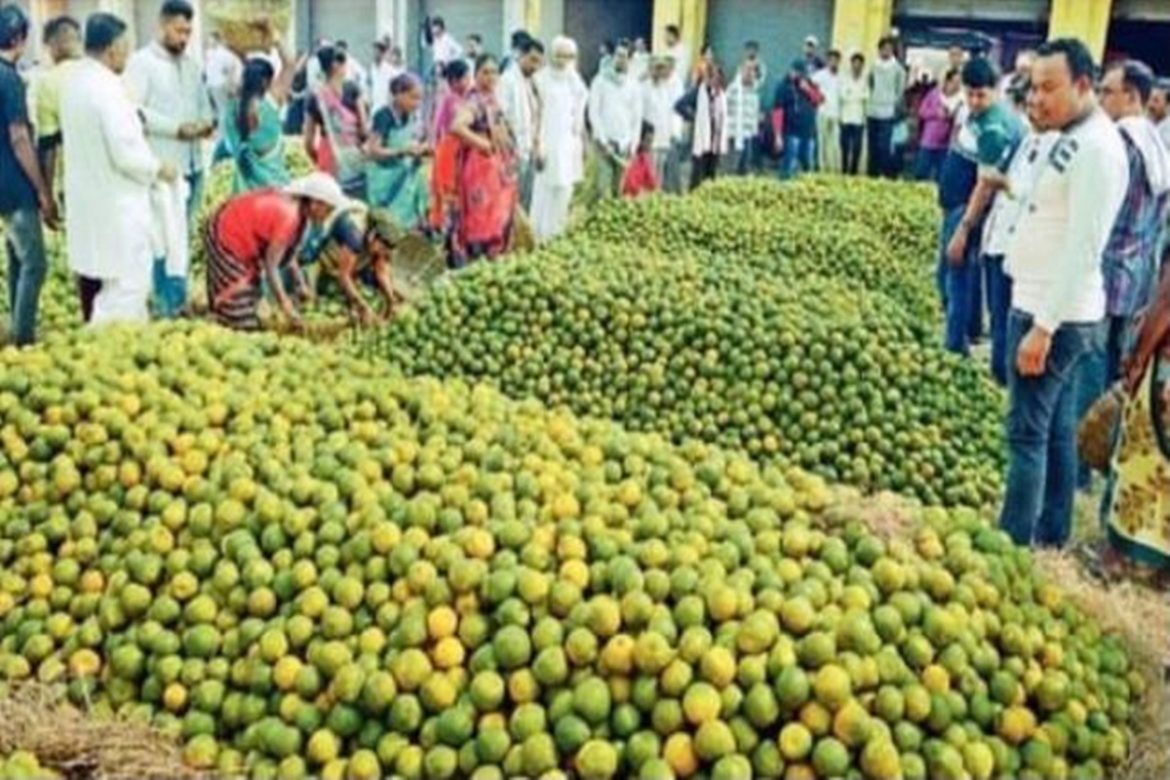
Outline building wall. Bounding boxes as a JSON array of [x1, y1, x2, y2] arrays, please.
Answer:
[[707, 0, 833, 100]]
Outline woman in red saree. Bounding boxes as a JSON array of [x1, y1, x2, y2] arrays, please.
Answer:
[[448, 54, 519, 267], [429, 60, 472, 235]]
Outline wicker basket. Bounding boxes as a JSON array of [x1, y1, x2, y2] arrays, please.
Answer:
[[206, 1, 292, 53]]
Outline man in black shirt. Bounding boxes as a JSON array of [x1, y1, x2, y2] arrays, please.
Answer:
[[1, 4, 57, 346], [772, 58, 822, 179]]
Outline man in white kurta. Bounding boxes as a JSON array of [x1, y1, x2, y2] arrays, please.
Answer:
[[531, 37, 588, 243], [61, 13, 176, 326], [588, 44, 642, 200], [498, 38, 544, 212]]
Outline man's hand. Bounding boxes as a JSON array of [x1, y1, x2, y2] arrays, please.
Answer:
[[774, 136, 784, 155], [38, 192, 61, 231], [946, 225, 969, 266], [158, 162, 179, 183], [1016, 326, 1052, 378]]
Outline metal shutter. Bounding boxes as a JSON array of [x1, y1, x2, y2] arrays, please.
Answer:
[[422, 0, 506, 57], [309, 0, 379, 55], [894, 0, 1047, 22], [706, 0, 833, 104]]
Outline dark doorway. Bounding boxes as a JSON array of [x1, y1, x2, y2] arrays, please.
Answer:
[[565, 0, 654, 80], [1106, 21, 1170, 75]]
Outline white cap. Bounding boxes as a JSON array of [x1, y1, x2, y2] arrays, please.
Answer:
[[805, 35, 819, 47], [284, 172, 353, 212]]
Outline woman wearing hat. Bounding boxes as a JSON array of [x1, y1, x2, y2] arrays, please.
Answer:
[[203, 172, 353, 330]]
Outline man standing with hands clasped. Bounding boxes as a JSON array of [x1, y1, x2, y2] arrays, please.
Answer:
[[998, 39, 1128, 549], [124, 0, 216, 318]]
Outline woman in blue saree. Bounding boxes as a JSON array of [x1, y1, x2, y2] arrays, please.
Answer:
[[224, 49, 300, 193], [364, 73, 430, 231]]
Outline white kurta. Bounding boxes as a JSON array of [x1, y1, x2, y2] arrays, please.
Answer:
[[61, 58, 160, 321], [531, 68, 588, 243], [124, 42, 215, 175]]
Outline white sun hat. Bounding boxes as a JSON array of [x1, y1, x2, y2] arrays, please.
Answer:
[[284, 172, 353, 212]]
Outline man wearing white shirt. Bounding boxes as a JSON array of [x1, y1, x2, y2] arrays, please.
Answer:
[[998, 39, 1128, 548], [642, 56, 682, 191], [664, 25, 689, 89], [531, 36, 588, 242], [812, 50, 842, 173], [369, 39, 402, 111], [62, 13, 178, 326], [1150, 80, 1170, 149], [588, 42, 642, 199], [124, 0, 215, 319], [429, 17, 463, 75], [498, 37, 544, 210]]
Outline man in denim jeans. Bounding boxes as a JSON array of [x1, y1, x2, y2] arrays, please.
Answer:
[[999, 39, 1129, 547], [0, 4, 58, 347]]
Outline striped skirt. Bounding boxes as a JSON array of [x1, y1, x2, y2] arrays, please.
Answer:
[[204, 208, 263, 331]]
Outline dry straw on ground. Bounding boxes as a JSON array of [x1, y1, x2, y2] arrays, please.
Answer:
[[0, 683, 196, 780]]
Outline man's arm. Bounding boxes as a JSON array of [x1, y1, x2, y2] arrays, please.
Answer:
[[124, 53, 182, 138], [1034, 140, 1125, 335], [948, 129, 1017, 264]]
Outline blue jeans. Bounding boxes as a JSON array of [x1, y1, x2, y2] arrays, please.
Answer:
[[939, 206, 981, 356], [983, 255, 1013, 386], [2, 207, 47, 346], [914, 147, 946, 181], [152, 258, 188, 319], [780, 135, 815, 179], [999, 310, 1106, 547]]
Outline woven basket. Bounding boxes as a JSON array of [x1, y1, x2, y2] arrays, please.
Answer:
[[206, 1, 292, 53], [1077, 382, 1128, 472]]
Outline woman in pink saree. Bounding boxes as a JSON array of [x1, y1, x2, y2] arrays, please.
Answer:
[[448, 54, 519, 266]]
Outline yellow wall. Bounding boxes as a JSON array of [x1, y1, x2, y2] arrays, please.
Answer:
[[524, 0, 542, 36], [831, 0, 893, 59], [653, 0, 708, 61], [1048, 0, 1114, 62]]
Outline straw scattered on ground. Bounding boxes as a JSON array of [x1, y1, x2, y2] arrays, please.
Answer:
[[0, 683, 197, 780]]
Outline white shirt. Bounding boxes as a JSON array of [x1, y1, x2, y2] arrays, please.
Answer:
[[345, 57, 368, 96], [499, 65, 538, 160], [1157, 115, 1170, 150], [1005, 110, 1129, 332], [982, 130, 1058, 257], [668, 43, 690, 88], [124, 41, 215, 174], [811, 68, 840, 120], [588, 70, 643, 155], [204, 43, 243, 115], [61, 58, 161, 280], [370, 60, 403, 111], [642, 78, 682, 150], [839, 73, 868, 126], [431, 33, 463, 69], [534, 67, 589, 187]]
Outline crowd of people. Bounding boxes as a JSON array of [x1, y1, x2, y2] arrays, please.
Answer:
[[3, 5, 1169, 578], [919, 38, 1170, 580]]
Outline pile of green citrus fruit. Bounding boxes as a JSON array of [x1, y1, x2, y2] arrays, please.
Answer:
[[0, 324, 1141, 779], [363, 245, 1003, 507]]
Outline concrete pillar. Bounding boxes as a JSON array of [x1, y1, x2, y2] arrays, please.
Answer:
[[1049, 0, 1114, 62], [831, 0, 894, 59]]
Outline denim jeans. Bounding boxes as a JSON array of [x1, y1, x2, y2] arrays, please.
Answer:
[[2, 207, 47, 346], [152, 258, 189, 319], [780, 135, 815, 179], [939, 206, 981, 356], [999, 310, 1106, 547], [914, 147, 947, 182], [983, 254, 1013, 386]]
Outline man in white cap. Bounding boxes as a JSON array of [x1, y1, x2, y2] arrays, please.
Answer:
[[202, 171, 354, 330], [804, 35, 824, 72], [531, 36, 588, 242]]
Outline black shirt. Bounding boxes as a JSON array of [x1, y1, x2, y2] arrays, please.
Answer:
[[774, 77, 818, 140], [0, 58, 37, 214]]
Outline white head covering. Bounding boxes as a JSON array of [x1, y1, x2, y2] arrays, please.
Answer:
[[284, 172, 354, 212]]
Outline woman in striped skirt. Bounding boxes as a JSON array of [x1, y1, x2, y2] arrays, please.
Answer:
[[204, 173, 353, 330]]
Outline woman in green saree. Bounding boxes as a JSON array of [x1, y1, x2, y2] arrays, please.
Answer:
[[225, 49, 300, 193], [364, 73, 430, 231]]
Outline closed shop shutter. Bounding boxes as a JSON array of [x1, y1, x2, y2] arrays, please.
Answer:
[[706, 0, 833, 105], [422, 0, 506, 56], [894, 0, 1046, 22], [310, 0, 379, 54]]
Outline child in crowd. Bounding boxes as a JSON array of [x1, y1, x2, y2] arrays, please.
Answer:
[[621, 122, 659, 198]]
